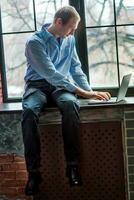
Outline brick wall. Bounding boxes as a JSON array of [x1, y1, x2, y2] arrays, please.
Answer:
[[0, 154, 32, 200], [0, 72, 3, 103]]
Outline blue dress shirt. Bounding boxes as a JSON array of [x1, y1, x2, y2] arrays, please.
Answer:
[[24, 24, 92, 93]]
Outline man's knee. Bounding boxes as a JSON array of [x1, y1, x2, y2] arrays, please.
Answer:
[[60, 100, 80, 113], [23, 101, 43, 117], [22, 108, 38, 121]]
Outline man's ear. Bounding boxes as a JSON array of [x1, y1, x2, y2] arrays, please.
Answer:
[[55, 18, 63, 26]]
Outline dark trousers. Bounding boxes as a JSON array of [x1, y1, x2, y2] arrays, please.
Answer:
[[21, 80, 80, 172]]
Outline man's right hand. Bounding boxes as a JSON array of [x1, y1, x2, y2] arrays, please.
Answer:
[[75, 87, 111, 101], [84, 91, 111, 101]]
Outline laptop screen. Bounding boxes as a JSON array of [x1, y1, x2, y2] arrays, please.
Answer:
[[117, 74, 132, 102]]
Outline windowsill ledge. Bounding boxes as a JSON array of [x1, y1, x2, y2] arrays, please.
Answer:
[[0, 97, 134, 113]]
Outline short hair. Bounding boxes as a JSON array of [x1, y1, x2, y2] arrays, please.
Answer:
[[54, 6, 80, 25]]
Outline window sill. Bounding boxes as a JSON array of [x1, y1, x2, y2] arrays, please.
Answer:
[[0, 97, 134, 113]]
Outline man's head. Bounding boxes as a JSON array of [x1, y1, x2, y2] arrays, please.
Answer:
[[53, 6, 80, 37]]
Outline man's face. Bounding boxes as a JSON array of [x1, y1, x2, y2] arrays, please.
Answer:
[[57, 17, 79, 37]]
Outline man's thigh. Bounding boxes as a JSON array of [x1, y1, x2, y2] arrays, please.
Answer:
[[51, 90, 80, 109], [22, 88, 47, 116]]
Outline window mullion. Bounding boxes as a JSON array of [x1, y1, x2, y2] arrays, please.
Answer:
[[0, 7, 8, 102], [113, 0, 120, 87], [33, 0, 37, 31], [69, 0, 90, 82]]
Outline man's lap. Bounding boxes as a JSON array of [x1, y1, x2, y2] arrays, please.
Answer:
[[22, 83, 80, 112]]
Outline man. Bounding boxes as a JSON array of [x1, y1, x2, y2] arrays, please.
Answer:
[[21, 6, 111, 196]]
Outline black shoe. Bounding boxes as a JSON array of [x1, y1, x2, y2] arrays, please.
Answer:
[[25, 171, 42, 196], [66, 165, 82, 186]]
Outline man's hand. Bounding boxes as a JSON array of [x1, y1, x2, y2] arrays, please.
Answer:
[[75, 87, 111, 101], [84, 91, 111, 101]]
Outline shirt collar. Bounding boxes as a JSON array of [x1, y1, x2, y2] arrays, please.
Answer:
[[41, 23, 64, 44]]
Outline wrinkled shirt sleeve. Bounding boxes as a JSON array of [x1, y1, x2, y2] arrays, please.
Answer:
[[25, 39, 77, 92], [70, 45, 92, 91]]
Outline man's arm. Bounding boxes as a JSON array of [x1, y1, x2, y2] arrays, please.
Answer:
[[75, 87, 111, 100]]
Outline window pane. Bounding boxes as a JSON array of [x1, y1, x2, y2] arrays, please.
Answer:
[[35, 0, 69, 30], [3, 33, 33, 98], [1, 0, 35, 33], [84, 0, 114, 27], [116, 0, 134, 25], [86, 27, 118, 87], [117, 26, 134, 86]]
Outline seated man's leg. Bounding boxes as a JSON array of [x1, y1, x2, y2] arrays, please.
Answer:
[[52, 90, 82, 186], [21, 88, 47, 195]]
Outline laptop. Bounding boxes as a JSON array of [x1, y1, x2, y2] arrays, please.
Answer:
[[80, 74, 132, 105]]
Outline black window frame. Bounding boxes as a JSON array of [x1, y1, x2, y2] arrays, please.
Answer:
[[72, 0, 134, 97], [0, 0, 38, 102], [0, 0, 134, 103]]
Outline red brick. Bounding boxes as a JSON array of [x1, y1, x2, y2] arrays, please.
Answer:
[[0, 162, 26, 171], [1, 180, 26, 187], [17, 186, 25, 194], [0, 171, 16, 180], [0, 187, 18, 196], [16, 170, 28, 180], [0, 154, 33, 199], [0, 154, 14, 163], [13, 155, 25, 162], [17, 162, 27, 170]]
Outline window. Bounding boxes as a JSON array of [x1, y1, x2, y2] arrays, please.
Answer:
[[83, 0, 134, 92], [0, 0, 134, 102]]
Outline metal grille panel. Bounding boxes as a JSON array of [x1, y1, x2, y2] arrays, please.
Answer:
[[34, 121, 125, 200]]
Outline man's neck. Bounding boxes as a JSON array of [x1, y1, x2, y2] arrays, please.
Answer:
[[47, 25, 60, 39]]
